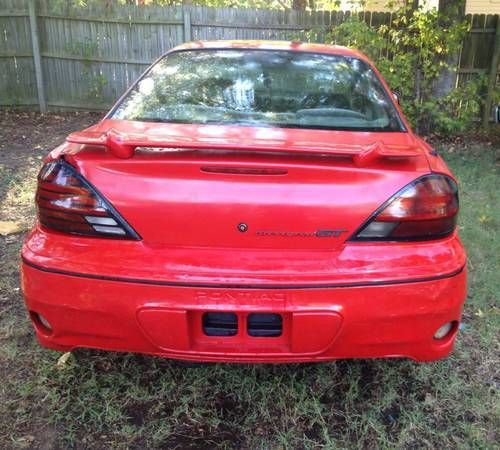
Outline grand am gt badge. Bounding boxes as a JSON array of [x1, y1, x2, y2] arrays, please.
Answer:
[[237, 223, 346, 237], [255, 229, 347, 238]]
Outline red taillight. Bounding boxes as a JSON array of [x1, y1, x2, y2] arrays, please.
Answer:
[[352, 174, 459, 241], [36, 160, 140, 239]]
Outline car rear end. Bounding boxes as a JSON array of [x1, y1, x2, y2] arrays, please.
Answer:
[[21, 42, 466, 362]]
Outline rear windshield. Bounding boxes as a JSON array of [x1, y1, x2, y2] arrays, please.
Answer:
[[112, 49, 404, 132]]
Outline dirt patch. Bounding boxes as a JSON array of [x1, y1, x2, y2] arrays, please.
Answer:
[[0, 110, 101, 163], [0, 111, 101, 227]]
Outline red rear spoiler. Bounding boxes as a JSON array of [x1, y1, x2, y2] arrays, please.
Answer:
[[67, 129, 421, 167]]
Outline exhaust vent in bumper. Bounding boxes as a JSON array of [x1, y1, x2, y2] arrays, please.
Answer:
[[247, 313, 283, 337], [202, 312, 238, 336]]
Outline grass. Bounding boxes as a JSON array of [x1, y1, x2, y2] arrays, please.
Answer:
[[0, 112, 498, 449]]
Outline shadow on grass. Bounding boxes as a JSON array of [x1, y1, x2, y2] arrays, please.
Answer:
[[36, 347, 472, 449]]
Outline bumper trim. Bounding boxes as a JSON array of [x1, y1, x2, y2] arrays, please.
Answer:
[[22, 257, 465, 290]]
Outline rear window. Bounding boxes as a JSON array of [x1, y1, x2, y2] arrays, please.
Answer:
[[112, 49, 404, 132]]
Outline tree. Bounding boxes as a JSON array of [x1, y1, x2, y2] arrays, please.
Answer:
[[433, 0, 466, 98], [438, 0, 465, 15], [292, 0, 307, 9]]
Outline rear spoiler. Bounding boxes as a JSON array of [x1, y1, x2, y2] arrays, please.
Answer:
[[67, 129, 421, 167]]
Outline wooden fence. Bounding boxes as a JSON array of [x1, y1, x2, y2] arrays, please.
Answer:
[[1, 0, 499, 120]]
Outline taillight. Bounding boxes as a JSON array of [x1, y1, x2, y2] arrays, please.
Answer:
[[352, 174, 458, 241], [36, 160, 140, 239]]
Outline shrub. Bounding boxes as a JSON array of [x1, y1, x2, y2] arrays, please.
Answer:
[[325, 1, 485, 135]]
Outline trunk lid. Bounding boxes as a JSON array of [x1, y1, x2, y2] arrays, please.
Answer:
[[66, 120, 430, 251]]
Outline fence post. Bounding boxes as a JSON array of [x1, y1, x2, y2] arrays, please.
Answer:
[[183, 8, 191, 43], [28, 0, 46, 113], [482, 16, 500, 128]]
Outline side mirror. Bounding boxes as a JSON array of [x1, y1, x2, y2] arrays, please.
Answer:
[[392, 91, 401, 105], [495, 105, 500, 124]]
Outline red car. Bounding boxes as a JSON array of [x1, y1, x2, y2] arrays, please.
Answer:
[[21, 41, 466, 363]]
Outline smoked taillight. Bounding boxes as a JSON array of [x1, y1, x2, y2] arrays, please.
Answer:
[[352, 174, 459, 241], [36, 160, 140, 239]]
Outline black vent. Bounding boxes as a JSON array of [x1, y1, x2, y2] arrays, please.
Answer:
[[247, 313, 282, 337], [202, 312, 238, 336]]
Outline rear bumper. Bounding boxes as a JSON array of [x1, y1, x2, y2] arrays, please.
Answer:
[[21, 261, 466, 363]]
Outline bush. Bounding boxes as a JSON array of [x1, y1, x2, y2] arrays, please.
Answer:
[[325, 1, 486, 135]]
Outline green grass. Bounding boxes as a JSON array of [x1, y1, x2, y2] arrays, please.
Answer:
[[0, 120, 498, 448]]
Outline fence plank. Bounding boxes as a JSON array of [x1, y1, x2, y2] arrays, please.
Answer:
[[0, 1, 36, 106], [183, 8, 191, 42], [483, 16, 500, 127], [28, 0, 46, 112]]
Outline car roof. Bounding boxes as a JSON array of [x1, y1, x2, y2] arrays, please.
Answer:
[[169, 40, 371, 63]]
